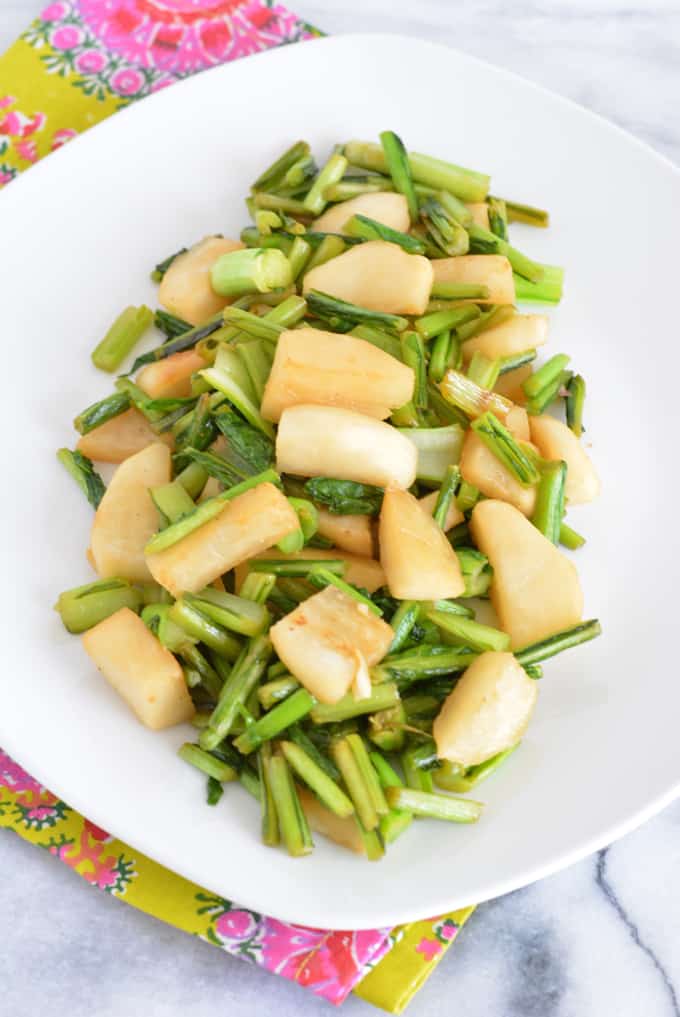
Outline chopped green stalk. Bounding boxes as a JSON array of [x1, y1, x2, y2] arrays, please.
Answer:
[[169, 598, 242, 659], [471, 411, 541, 486], [524, 664, 543, 680], [386, 786, 483, 823], [526, 369, 572, 416], [55, 579, 142, 634], [240, 227, 294, 254], [179, 644, 223, 699], [138, 583, 171, 606], [287, 498, 318, 544], [178, 449, 243, 490], [390, 401, 421, 427], [467, 223, 545, 283], [128, 312, 225, 375], [355, 819, 385, 860], [240, 571, 277, 605], [487, 197, 508, 240], [221, 306, 286, 343], [419, 196, 470, 256], [514, 619, 602, 666], [467, 351, 500, 389], [379, 647, 475, 681], [142, 603, 193, 652], [200, 634, 273, 749], [400, 331, 427, 409], [306, 289, 408, 333], [145, 468, 280, 554], [277, 578, 314, 603], [151, 247, 188, 283], [401, 744, 434, 793], [178, 743, 238, 783], [414, 306, 480, 341], [303, 234, 346, 273], [498, 349, 538, 375], [57, 448, 105, 508], [303, 152, 348, 214], [344, 141, 490, 202], [288, 723, 341, 781], [236, 340, 272, 403], [388, 601, 420, 654], [523, 353, 571, 400], [346, 733, 389, 815], [254, 210, 281, 235], [435, 745, 518, 792], [240, 766, 262, 801], [368, 701, 407, 752], [427, 610, 509, 652], [249, 558, 345, 579], [176, 460, 208, 499], [253, 192, 311, 216], [184, 588, 269, 637], [378, 130, 419, 222], [282, 155, 316, 190], [431, 281, 490, 300], [566, 374, 586, 437], [398, 424, 465, 486], [258, 743, 280, 845], [281, 740, 354, 818], [210, 248, 292, 298], [514, 265, 564, 304], [233, 689, 316, 755], [456, 480, 480, 513], [311, 683, 400, 724], [150, 480, 195, 526], [496, 197, 550, 228], [276, 533, 304, 557], [268, 659, 291, 679], [447, 521, 471, 546], [206, 776, 223, 805], [433, 465, 460, 529], [306, 566, 382, 615], [288, 235, 311, 280], [428, 329, 452, 384], [424, 598, 475, 619], [457, 304, 515, 343], [330, 738, 379, 831], [324, 176, 393, 200], [258, 676, 300, 710], [560, 521, 586, 550], [91, 305, 153, 372], [455, 547, 492, 598], [199, 362, 269, 439], [304, 477, 384, 516], [532, 460, 567, 544], [74, 390, 130, 435], [213, 406, 275, 476], [267, 753, 313, 856], [403, 695, 440, 719], [154, 309, 192, 339], [350, 323, 402, 359], [344, 213, 425, 253], [252, 140, 310, 192]]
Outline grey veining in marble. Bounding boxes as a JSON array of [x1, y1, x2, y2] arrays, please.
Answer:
[[2, 3, 680, 1016]]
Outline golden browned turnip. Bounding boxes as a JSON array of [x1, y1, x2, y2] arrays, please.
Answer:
[[276, 405, 418, 489], [314, 193, 409, 234], [77, 408, 174, 464], [82, 607, 194, 729], [418, 491, 465, 531], [460, 431, 537, 516], [316, 507, 374, 557], [146, 482, 298, 597], [433, 651, 538, 767], [234, 547, 386, 593], [529, 414, 601, 504], [137, 350, 206, 399], [432, 255, 515, 304], [90, 442, 171, 581], [270, 585, 393, 703], [298, 787, 365, 854], [261, 327, 414, 422], [303, 241, 433, 316], [471, 499, 583, 648], [159, 235, 243, 325], [463, 313, 549, 361], [505, 405, 531, 442], [379, 487, 465, 599], [494, 363, 532, 404]]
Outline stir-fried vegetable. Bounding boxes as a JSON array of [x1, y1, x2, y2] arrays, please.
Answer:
[[55, 130, 601, 860]]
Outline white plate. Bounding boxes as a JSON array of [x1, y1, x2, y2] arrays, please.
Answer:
[[2, 33, 679, 931]]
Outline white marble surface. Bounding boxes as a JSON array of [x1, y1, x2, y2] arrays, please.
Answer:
[[2, 3, 680, 1016]]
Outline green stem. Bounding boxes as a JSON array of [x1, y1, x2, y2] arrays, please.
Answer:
[[379, 647, 475, 681], [523, 353, 571, 400], [467, 351, 500, 390], [379, 130, 419, 221], [199, 635, 273, 750], [288, 235, 311, 280], [428, 329, 452, 384], [431, 281, 490, 300], [414, 306, 480, 341], [150, 479, 195, 525], [151, 247, 188, 283], [303, 152, 348, 214], [184, 588, 269, 637], [55, 579, 142, 634], [434, 745, 518, 792], [344, 213, 425, 253], [385, 786, 483, 822], [467, 223, 545, 283], [169, 599, 242, 659], [288, 723, 340, 781], [91, 305, 153, 372], [221, 306, 286, 343], [419, 195, 470, 256], [514, 265, 564, 304], [252, 140, 310, 192], [566, 374, 586, 437], [248, 558, 345, 578], [258, 676, 301, 710], [350, 323, 402, 359], [258, 742, 279, 845], [427, 610, 510, 652], [532, 460, 567, 544], [306, 289, 408, 333], [267, 753, 313, 856], [310, 683, 400, 724], [211, 248, 292, 298], [233, 688, 316, 754], [471, 411, 541, 486], [306, 566, 381, 615], [281, 740, 354, 817], [433, 464, 460, 529], [239, 571, 277, 604], [388, 601, 420, 654], [178, 743, 238, 782], [487, 196, 508, 240], [330, 738, 379, 830], [526, 369, 573, 416], [495, 196, 549, 227], [74, 391, 130, 435], [514, 620, 602, 666], [344, 140, 490, 202], [400, 330, 427, 410], [56, 449, 105, 508], [498, 349, 538, 375], [302, 234, 346, 273], [560, 521, 586, 550]]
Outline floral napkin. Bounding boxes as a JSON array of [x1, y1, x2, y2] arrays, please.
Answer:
[[0, 3, 475, 1010]]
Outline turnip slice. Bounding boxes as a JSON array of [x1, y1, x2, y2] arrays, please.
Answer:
[[159, 235, 243, 326], [460, 430, 536, 516], [463, 313, 548, 361], [234, 548, 385, 593], [316, 507, 374, 557], [77, 407, 174, 464], [314, 193, 409, 234], [432, 255, 515, 304], [529, 414, 601, 504], [137, 350, 206, 399]]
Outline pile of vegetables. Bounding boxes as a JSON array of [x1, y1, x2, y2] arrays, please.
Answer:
[[56, 132, 601, 859]]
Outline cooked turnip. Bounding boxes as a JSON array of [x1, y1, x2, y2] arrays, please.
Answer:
[[316, 507, 374, 557], [261, 327, 414, 422], [298, 787, 365, 854], [379, 487, 465, 599], [463, 313, 548, 362], [159, 235, 243, 326], [77, 408, 174, 464], [494, 363, 531, 404], [465, 203, 490, 229], [82, 607, 194, 730], [270, 585, 393, 704], [276, 405, 418, 489], [418, 491, 464, 531], [146, 482, 299, 597], [433, 651, 537, 767], [529, 414, 600, 504], [303, 241, 433, 316], [471, 499, 583, 648], [234, 547, 385, 594], [314, 193, 409, 234], [137, 350, 206, 399], [460, 431, 536, 516], [505, 405, 531, 442], [431, 255, 515, 304], [91, 442, 171, 582]]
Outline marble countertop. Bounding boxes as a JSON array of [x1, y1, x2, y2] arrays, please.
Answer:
[[2, 3, 680, 1015]]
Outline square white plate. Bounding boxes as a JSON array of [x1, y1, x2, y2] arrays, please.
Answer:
[[2, 34, 679, 930]]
